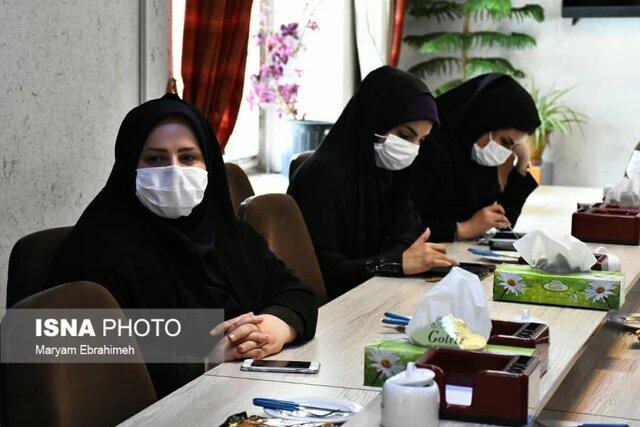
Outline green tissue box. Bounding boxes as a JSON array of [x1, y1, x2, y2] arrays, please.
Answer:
[[493, 264, 624, 310], [363, 334, 536, 387], [364, 337, 430, 387]]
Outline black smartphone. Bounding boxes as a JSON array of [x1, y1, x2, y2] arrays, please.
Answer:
[[423, 262, 496, 280], [489, 230, 524, 251]]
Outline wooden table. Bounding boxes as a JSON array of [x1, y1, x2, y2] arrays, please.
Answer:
[[513, 185, 603, 236], [121, 186, 640, 426], [118, 375, 378, 427], [543, 287, 640, 420], [349, 299, 640, 427]]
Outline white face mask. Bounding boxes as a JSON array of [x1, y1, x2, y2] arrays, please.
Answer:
[[373, 133, 420, 171], [471, 132, 513, 167], [626, 151, 640, 181], [135, 165, 208, 219]]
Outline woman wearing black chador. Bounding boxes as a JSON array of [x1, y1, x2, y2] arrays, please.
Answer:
[[50, 94, 318, 396], [288, 66, 457, 300], [411, 73, 541, 242]]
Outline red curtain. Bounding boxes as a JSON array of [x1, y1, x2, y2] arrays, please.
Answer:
[[182, 0, 254, 151], [390, 0, 406, 66]]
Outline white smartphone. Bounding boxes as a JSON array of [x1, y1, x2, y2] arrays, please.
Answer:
[[240, 359, 320, 374]]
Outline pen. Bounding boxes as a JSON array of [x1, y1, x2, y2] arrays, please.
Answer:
[[501, 222, 520, 239], [253, 398, 353, 414], [383, 311, 411, 322], [382, 318, 409, 326], [468, 247, 521, 259]]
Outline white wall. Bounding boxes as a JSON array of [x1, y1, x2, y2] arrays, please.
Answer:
[[0, 0, 169, 313], [401, 0, 640, 188]]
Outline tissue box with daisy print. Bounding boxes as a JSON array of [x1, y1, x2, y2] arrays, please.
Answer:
[[364, 336, 431, 387], [493, 264, 624, 310]]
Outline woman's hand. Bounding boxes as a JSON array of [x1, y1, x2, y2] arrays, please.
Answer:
[[210, 312, 296, 361], [402, 228, 458, 275], [210, 312, 270, 361], [512, 142, 531, 176], [251, 314, 297, 358], [456, 202, 510, 240]]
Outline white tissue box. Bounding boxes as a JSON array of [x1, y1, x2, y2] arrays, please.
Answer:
[[493, 265, 624, 310]]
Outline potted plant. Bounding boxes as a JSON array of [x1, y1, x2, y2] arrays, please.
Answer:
[[404, 0, 544, 94], [527, 83, 588, 166], [246, 0, 332, 175]]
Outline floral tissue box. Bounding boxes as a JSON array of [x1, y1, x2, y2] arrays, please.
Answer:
[[363, 334, 536, 387], [364, 337, 431, 387], [493, 264, 624, 310]]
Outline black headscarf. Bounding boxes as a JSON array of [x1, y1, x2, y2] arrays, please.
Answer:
[[436, 73, 540, 152], [50, 94, 317, 395], [411, 74, 541, 241], [288, 66, 438, 298]]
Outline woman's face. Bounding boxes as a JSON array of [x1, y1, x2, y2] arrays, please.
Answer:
[[380, 120, 434, 145], [475, 128, 526, 150], [137, 116, 206, 170]]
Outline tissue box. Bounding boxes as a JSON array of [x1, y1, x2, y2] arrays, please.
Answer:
[[364, 323, 543, 387], [572, 203, 640, 245], [493, 264, 624, 310], [364, 337, 434, 387]]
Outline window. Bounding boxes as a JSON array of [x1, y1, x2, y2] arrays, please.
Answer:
[[171, 0, 260, 163]]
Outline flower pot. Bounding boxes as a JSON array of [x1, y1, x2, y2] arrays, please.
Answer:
[[525, 134, 548, 167], [279, 120, 333, 177]]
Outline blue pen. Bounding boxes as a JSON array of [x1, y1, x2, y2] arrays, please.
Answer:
[[253, 398, 352, 414], [382, 318, 409, 326], [382, 311, 410, 326], [536, 421, 629, 427], [383, 311, 411, 322], [468, 247, 520, 259]]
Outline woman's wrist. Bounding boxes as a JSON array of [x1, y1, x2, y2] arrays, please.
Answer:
[[515, 160, 532, 176], [455, 221, 468, 241], [261, 314, 297, 344], [457, 219, 486, 241]]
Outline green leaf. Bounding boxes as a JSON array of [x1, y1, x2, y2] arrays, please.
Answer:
[[433, 79, 464, 96], [465, 57, 526, 78], [404, 32, 465, 53], [528, 81, 588, 147], [464, 0, 512, 19], [510, 4, 545, 22], [408, 57, 462, 78], [406, 32, 536, 53], [407, 0, 462, 22], [467, 32, 536, 49]]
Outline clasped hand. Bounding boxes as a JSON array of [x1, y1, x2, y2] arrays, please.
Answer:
[[209, 312, 296, 361]]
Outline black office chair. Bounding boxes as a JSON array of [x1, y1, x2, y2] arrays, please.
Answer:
[[288, 150, 315, 181], [6, 226, 73, 307]]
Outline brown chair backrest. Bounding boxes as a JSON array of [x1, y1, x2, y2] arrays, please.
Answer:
[[224, 163, 255, 215], [239, 193, 327, 306], [288, 150, 315, 181], [7, 226, 73, 308], [2, 281, 157, 427]]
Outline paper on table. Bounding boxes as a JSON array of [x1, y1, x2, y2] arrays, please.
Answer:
[[406, 267, 492, 343], [513, 230, 596, 273], [604, 174, 640, 207], [445, 384, 472, 406]]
